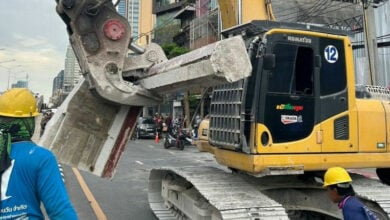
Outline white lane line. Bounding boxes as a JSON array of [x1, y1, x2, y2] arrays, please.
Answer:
[[135, 160, 144, 165], [168, 151, 175, 155], [148, 145, 154, 149]]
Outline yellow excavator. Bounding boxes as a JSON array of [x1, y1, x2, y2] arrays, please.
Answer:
[[195, 0, 390, 180], [47, 0, 390, 219]]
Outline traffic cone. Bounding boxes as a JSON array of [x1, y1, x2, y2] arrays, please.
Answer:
[[155, 132, 159, 143]]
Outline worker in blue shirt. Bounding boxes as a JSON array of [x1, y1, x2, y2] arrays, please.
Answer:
[[0, 88, 78, 219], [323, 167, 379, 220]]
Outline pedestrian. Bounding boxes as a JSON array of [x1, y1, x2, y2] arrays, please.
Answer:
[[192, 115, 201, 139], [0, 88, 78, 219], [40, 110, 54, 137], [323, 167, 378, 220]]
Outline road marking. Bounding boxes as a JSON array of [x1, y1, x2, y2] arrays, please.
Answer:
[[72, 168, 107, 220], [168, 151, 175, 155], [135, 160, 144, 165], [148, 145, 154, 149]]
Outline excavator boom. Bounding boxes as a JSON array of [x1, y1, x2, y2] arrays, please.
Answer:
[[218, 0, 275, 29]]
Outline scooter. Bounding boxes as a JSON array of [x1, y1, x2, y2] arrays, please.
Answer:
[[163, 124, 192, 150]]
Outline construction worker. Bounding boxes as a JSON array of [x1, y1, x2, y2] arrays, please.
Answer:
[[0, 88, 77, 219], [323, 167, 378, 220]]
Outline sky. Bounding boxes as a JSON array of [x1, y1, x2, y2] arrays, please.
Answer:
[[0, 0, 69, 102]]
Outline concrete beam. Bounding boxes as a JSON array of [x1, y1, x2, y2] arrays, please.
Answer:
[[141, 36, 252, 93]]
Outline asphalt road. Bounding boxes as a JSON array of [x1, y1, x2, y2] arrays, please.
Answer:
[[61, 137, 379, 220], [64, 137, 220, 219]]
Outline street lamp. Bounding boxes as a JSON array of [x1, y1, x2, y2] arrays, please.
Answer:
[[8, 69, 27, 89], [0, 64, 22, 89], [7, 65, 23, 89]]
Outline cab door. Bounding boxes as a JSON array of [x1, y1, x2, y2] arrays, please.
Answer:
[[318, 38, 357, 152], [261, 43, 316, 144]]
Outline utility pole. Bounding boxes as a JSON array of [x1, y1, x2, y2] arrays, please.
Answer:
[[362, 0, 380, 85]]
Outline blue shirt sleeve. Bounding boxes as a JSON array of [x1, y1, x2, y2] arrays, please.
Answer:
[[342, 196, 378, 220], [36, 150, 78, 220]]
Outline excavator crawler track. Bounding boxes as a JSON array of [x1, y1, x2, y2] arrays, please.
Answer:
[[149, 166, 289, 219], [352, 173, 390, 219], [149, 167, 390, 220]]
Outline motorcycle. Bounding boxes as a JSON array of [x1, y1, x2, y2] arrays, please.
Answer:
[[163, 123, 192, 150]]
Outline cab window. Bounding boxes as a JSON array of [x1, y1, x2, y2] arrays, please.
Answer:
[[268, 44, 314, 95]]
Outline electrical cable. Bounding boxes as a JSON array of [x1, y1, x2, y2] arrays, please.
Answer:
[[271, 0, 326, 21], [312, 1, 360, 19], [133, 0, 214, 42], [298, 0, 331, 22]]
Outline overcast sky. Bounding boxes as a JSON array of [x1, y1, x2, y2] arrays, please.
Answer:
[[0, 0, 69, 102]]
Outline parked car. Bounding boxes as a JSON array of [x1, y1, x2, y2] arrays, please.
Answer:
[[135, 117, 157, 139]]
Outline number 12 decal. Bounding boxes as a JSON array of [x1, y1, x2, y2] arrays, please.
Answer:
[[324, 45, 338, 63]]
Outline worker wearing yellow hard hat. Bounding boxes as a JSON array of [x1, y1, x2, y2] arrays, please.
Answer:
[[0, 88, 78, 219], [323, 167, 378, 220]]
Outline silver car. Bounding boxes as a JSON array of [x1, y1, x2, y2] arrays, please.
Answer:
[[135, 117, 157, 139]]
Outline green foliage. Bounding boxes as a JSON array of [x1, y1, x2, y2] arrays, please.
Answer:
[[188, 94, 200, 117], [162, 43, 190, 59], [154, 23, 180, 45]]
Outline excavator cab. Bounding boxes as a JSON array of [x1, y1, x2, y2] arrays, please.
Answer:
[[210, 21, 351, 153], [207, 21, 390, 180]]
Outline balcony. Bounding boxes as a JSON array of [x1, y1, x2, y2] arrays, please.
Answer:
[[153, 0, 188, 14]]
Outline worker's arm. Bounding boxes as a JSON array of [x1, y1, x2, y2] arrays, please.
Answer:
[[36, 148, 78, 219]]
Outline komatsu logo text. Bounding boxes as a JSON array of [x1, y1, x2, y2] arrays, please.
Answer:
[[287, 36, 312, 44]]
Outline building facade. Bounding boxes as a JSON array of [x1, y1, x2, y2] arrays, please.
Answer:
[[50, 70, 66, 107], [117, 0, 154, 47], [52, 70, 64, 95], [11, 80, 28, 88], [64, 45, 81, 93], [50, 45, 81, 107]]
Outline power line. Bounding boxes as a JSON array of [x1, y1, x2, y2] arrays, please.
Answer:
[[272, 0, 327, 22], [313, 1, 359, 19], [275, 0, 356, 24], [133, 0, 216, 42], [299, 0, 332, 22], [132, 12, 178, 41]]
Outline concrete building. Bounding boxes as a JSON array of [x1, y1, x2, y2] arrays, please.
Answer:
[[152, 0, 186, 45], [50, 45, 80, 107], [50, 70, 66, 107], [64, 45, 81, 93], [11, 80, 28, 88], [117, 0, 154, 47], [52, 70, 64, 96]]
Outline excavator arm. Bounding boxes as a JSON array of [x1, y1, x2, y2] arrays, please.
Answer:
[[41, 0, 252, 177], [218, 0, 275, 30]]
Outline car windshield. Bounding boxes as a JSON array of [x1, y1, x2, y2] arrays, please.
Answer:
[[142, 119, 155, 125]]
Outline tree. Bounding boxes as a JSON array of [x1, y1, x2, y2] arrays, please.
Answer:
[[161, 43, 192, 128], [162, 43, 190, 59]]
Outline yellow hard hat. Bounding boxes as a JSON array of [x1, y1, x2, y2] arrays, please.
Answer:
[[323, 167, 352, 187], [0, 88, 39, 118]]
